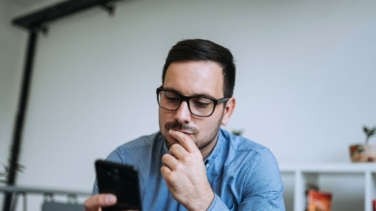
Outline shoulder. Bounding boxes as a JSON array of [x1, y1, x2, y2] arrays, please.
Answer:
[[220, 129, 271, 158], [219, 129, 280, 177], [219, 130, 283, 196], [117, 132, 160, 150], [106, 132, 164, 164]]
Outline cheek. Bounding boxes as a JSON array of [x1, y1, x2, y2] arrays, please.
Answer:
[[159, 111, 165, 126], [159, 109, 170, 122], [197, 119, 217, 135], [159, 109, 175, 130], [199, 112, 224, 134]]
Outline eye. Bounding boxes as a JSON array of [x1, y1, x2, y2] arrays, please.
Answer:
[[164, 91, 180, 102], [191, 98, 212, 108]]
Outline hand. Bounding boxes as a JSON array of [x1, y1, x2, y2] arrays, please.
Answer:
[[84, 194, 117, 211], [161, 130, 214, 211], [84, 194, 139, 211]]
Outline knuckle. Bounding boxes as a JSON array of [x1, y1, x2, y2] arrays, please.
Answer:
[[175, 163, 185, 171], [161, 154, 170, 162], [160, 166, 167, 174], [162, 170, 175, 182], [84, 195, 99, 208], [168, 172, 177, 182], [169, 144, 177, 152], [170, 143, 181, 151], [182, 155, 193, 164], [175, 163, 186, 173]]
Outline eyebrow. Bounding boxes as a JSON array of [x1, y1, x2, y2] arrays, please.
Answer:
[[162, 87, 217, 99]]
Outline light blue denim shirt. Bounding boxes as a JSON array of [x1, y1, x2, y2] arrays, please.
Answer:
[[93, 129, 285, 210]]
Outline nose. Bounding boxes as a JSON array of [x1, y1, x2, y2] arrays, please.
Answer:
[[174, 101, 191, 124]]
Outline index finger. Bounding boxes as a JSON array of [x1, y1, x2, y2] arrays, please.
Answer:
[[84, 194, 117, 211], [168, 130, 198, 153]]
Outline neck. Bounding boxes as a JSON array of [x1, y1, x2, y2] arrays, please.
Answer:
[[200, 133, 219, 159]]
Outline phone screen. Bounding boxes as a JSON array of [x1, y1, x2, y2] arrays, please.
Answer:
[[95, 160, 142, 211]]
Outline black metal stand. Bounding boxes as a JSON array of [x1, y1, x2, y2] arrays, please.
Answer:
[[3, 30, 38, 211], [4, 1, 121, 210]]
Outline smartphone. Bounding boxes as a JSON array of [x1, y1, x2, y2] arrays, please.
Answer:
[[95, 159, 142, 211]]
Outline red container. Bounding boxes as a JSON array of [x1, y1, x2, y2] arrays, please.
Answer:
[[373, 199, 376, 211]]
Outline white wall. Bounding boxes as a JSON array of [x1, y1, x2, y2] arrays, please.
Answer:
[[1, 0, 376, 210]]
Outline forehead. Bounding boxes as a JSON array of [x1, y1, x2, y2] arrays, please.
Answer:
[[163, 61, 224, 98]]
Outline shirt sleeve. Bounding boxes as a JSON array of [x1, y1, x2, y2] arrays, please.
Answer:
[[207, 194, 231, 211]]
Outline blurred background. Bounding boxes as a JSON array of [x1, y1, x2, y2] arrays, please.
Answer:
[[1, 0, 375, 210]]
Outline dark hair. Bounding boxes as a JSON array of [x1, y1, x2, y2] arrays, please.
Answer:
[[162, 39, 236, 98]]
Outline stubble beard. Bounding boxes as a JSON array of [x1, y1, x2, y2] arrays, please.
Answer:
[[159, 112, 224, 151]]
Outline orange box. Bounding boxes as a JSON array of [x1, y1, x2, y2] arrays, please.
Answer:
[[307, 190, 332, 211]]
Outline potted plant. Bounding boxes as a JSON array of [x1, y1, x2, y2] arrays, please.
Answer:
[[349, 126, 376, 162], [231, 129, 243, 136]]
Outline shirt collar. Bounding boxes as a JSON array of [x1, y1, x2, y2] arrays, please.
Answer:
[[203, 129, 223, 169]]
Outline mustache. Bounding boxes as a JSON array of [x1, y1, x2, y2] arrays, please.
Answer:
[[165, 121, 199, 134]]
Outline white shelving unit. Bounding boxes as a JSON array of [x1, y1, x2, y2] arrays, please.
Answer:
[[279, 163, 376, 211]]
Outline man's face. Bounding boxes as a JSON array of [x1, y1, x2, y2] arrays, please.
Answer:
[[159, 60, 229, 155]]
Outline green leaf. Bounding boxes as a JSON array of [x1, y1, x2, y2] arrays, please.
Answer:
[[364, 126, 369, 133]]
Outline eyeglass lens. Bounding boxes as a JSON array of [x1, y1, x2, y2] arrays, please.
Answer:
[[158, 90, 215, 116]]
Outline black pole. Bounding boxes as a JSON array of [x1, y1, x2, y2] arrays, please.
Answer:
[[4, 2, 120, 210], [2, 30, 38, 211]]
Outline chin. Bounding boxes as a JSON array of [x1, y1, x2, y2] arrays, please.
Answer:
[[162, 134, 178, 149]]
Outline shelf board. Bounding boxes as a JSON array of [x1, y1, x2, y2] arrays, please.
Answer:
[[280, 163, 376, 173]]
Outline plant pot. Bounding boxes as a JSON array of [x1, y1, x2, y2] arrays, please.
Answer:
[[349, 144, 376, 162]]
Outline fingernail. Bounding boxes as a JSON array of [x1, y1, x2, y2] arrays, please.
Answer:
[[105, 195, 116, 204]]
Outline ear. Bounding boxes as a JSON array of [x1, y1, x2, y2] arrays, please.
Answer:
[[221, 97, 236, 126]]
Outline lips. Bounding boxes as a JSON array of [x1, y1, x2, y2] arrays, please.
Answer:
[[169, 128, 192, 135], [178, 130, 193, 135]]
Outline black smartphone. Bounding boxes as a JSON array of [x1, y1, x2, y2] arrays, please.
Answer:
[[95, 160, 142, 211]]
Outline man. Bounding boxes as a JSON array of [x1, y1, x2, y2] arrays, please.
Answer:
[[85, 39, 285, 210]]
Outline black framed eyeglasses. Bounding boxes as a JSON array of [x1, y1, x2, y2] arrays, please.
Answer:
[[156, 87, 229, 117]]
